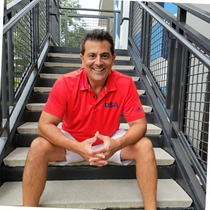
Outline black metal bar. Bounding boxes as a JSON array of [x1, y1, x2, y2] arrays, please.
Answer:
[[33, 3, 39, 65], [60, 7, 120, 14], [57, 0, 60, 46], [138, 2, 210, 69], [62, 12, 114, 19], [120, 17, 129, 26], [165, 37, 175, 110], [6, 0, 30, 15], [172, 138, 206, 210], [176, 3, 210, 24], [6, 11, 14, 110], [65, 14, 67, 47], [3, 0, 41, 35]]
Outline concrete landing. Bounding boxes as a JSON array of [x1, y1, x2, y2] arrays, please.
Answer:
[[0, 179, 192, 208]]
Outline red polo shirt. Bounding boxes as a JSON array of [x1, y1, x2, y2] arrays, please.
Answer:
[[43, 68, 145, 145]]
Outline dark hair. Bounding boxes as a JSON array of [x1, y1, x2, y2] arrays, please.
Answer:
[[80, 29, 114, 55]]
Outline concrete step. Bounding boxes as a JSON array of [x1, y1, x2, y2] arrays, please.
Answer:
[[17, 122, 162, 135], [3, 147, 174, 167], [47, 53, 131, 61], [26, 103, 152, 113], [44, 62, 134, 70], [33, 87, 146, 95], [39, 73, 139, 81], [0, 179, 192, 208]]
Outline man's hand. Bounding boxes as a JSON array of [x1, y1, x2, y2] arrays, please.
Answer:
[[77, 133, 107, 167], [89, 131, 118, 166]]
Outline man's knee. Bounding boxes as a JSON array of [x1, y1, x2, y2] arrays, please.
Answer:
[[27, 137, 51, 163], [133, 137, 155, 160]]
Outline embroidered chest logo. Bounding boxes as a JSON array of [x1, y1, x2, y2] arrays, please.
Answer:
[[105, 102, 119, 108]]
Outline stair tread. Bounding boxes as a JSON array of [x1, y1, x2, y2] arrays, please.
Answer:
[[3, 147, 174, 167], [0, 179, 192, 208], [39, 73, 139, 81], [33, 87, 146, 95], [17, 122, 162, 135], [26, 103, 152, 113], [48, 53, 131, 61], [44, 62, 134, 70]]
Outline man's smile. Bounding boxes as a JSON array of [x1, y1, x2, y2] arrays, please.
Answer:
[[92, 68, 105, 72]]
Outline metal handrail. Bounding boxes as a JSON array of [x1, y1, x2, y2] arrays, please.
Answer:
[[3, 0, 41, 35], [60, 7, 121, 13], [139, 1, 210, 69], [176, 3, 210, 24]]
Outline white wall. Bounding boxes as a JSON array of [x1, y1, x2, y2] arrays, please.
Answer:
[[119, 0, 130, 49], [186, 4, 210, 40]]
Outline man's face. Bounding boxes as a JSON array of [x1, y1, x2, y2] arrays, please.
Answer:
[[80, 40, 116, 87]]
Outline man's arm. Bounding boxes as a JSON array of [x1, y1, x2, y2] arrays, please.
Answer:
[[38, 111, 79, 152], [38, 111, 104, 162]]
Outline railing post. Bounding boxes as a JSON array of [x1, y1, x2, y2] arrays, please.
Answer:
[[169, 7, 187, 134], [142, 8, 150, 67], [7, 13, 14, 110], [32, 3, 39, 66], [65, 14, 68, 47], [165, 29, 176, 111]]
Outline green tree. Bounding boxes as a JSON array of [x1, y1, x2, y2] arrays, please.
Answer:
[[60, 0, 87, 47]]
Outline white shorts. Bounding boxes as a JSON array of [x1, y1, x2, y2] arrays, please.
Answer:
[[57, 129, 132, 166]]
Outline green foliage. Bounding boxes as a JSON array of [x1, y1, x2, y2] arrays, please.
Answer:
[[7, 0, 14, 4], [59, 0, 88, 47]]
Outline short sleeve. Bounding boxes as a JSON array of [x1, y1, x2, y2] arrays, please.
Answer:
[[43, 76, 69, 118], [123, 79, 145, 122]]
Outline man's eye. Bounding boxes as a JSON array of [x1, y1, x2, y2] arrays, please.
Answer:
[[102, 54, 109, 59], [89, 54, 95, 58]]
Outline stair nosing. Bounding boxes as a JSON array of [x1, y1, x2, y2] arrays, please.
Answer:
[[17, 122, 162, 135], [44, 62, 134, 70]]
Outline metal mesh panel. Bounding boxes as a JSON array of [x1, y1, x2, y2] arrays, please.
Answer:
[[49, 0, 59, 45], [13, 12, 32, 91], [131, 2, 142, 51], [183, 52, 209, 172], [82, 17, 107, 30], [39, 0, 47, 50], [50, 15, 59, 45], [64, 16, 109, 47], [148, 17, 169, 97]]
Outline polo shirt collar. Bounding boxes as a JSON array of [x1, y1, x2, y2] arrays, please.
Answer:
[[80, 68, 117, 92]]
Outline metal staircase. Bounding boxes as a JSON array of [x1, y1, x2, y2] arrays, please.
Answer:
[[0, 46, 193, 209], [1, 1, 209, 209]]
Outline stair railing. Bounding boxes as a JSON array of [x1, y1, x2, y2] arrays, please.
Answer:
[[128, 2, 209, 210], [0, 0, 59, 163], [58, 6, 120, 48]]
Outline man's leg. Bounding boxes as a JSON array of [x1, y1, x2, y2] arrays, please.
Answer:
[[22, 137, 66, 206], [121, 137, 157, 210]]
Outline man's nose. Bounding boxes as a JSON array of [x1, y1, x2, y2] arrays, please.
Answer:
[[95, 55, 103, 66]]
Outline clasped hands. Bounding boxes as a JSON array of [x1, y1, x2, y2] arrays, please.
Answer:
[[79, 131, 117, 167]]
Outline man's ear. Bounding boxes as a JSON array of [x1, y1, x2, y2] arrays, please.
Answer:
[[112, 54, 116, 65], [80, 53, 84, 65]]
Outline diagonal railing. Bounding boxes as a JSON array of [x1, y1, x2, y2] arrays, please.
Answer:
[[128, 2, 209, 210], [0, 0, 60, 163]]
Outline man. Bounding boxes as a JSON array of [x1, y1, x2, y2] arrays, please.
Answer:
[[23, 29, 157, 209]]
